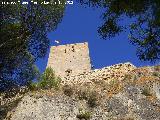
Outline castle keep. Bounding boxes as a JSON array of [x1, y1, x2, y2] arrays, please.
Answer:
[[47, 42, 91, 77], [4, 42, 160, 120], [47, 42, 136, 85]]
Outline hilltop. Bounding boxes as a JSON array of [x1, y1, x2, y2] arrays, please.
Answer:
[[0, 63, 160, 120]]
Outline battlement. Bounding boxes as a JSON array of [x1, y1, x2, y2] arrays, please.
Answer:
[[47, 42, 91, 77]]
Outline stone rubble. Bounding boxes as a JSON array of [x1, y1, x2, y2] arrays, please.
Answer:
[[61, 62, 136, 85]]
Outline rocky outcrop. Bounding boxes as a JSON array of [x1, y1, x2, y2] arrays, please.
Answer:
[[7, 82, 160, 120], [1, 63, 160, 120]]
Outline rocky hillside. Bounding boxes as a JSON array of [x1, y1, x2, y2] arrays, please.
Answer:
[[1, 64, 160, 120]]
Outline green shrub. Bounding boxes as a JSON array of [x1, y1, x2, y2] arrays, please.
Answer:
[[77, 89, 88, 100], [87, 91, 98, 108], [63, 85, 74, 97], [28, 82, 38, 91], [141, 88, 152, 96], [76, 109, 92, 120], [123, 74, 132, 80], [28, 67, 61, 90], [39, 67, 61, 90], [77, 89, 98, 108], [152, 72, 160, 77]]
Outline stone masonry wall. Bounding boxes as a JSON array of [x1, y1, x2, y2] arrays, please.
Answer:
[[62, 62, 136, 85], [47, 42, 136, 85], [47, 42, 91, 77]]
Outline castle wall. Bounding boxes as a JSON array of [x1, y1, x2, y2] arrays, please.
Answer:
[[62, 62, 136, 85], [47, 42, 91, 77]]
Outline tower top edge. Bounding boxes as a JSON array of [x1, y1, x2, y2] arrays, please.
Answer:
[[50, 42, 88, 48]]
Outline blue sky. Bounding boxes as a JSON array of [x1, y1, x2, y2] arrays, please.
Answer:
[[36, 3, 157, 73]]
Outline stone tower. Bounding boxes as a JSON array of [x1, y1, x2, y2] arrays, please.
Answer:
[[47, 42, 91, 77]]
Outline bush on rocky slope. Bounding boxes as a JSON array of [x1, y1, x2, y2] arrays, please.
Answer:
[[28, 67, 61, 91], [1, 65, 160, 120]]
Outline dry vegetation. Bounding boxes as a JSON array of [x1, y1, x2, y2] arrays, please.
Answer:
[[1, 65, 160, 120]]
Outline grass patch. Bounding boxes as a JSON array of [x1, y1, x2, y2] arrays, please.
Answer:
[[77, 87, 99, 108], [63, 85, 74, 97], [76, 109, 92, 120], [141, 88, 152, 96], [152, 72, 160, 77], [77, 89, 89, 100], [87, 91, 98, 108]]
